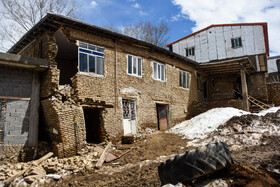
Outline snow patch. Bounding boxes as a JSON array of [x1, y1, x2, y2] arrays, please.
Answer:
[[255, 106, 280, 116], [169, 107, 249, 139]]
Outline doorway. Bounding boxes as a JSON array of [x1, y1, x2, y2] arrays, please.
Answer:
[[83, 108, 102, 143], [122, 99, 137, 135], [156, 104, 169, 130]]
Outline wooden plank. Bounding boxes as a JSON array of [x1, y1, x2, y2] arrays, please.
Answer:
[[95, 142, 112, 169], [4, 152, 53, 186], [0, 96, 30, 100], [28, 71, 40, 147], [240, 66, 249, 111]]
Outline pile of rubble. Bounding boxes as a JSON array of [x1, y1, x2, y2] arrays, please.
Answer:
[[0, 144, 109, 186]]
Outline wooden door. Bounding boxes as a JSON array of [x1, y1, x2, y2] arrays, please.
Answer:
[[157, 104, 168, 130]]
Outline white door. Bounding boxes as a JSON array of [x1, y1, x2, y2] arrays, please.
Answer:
[[122, 99, 137, 135]]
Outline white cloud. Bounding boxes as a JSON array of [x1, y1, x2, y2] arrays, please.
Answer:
[[139, 10, 148, 16], [172, 0, 280, 56], [171, 14, 181, 21], [127, 0, 136, 2], [133, 3, 141, 9], [90, 0, 98, 8]]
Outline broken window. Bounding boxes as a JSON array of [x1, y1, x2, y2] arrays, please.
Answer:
[[78, 41, 104, 75], [231, 37, 242, 48], [153, 61, 165, 82], [180, 70, 190, 89], [127, 54, 142, 77], [186, 47, 195, 57]]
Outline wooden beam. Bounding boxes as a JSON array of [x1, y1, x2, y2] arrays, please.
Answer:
[[95, 142, 112, 169], [28, 71, 40, 147], [240, 66, 249, 111], [0, 96, 30, 100]]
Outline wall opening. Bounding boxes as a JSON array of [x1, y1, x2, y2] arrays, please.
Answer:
[[156, 104, 169, 130], [83, 108, 102, 143], [54, 29, 78, 85]]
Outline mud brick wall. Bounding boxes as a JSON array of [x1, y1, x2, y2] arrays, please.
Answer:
[[267, 83, 280, 106], [189, 99, 243, 117], [17, 27, 199, 156], [207, 74, 238, 101], [68, 27, 198, 134], [0, 144, 25, 158], [41, 98, 86, 158], [248, 72, 268, 101]]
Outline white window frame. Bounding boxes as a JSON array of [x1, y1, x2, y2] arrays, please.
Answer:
[[78, 41, 104, 76], [153, 61, 165, 82], [127, 54, 142, 77], [180, 70, 190, 89]]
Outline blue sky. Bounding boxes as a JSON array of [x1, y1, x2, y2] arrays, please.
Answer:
[[78, 0, 280, 56], [78, 0, 196, 46]]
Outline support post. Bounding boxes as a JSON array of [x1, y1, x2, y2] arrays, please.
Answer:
[[240, 66, 249, 111], [28, 71, 40, 147]]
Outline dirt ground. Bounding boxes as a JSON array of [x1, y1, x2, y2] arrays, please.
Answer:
[[55, 130, 280, 187], [3, 110, 280, 186], [57, 133, 191, 186]]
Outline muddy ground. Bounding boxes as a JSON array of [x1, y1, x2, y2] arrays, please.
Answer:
[[55, 131, 280, 187]]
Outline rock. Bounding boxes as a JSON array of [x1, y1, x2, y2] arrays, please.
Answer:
[[46, 174, 61, 180]]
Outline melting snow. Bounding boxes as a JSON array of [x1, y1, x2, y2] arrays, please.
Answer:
[[255, 106, 280, 116], [169, 107, 250, 139]]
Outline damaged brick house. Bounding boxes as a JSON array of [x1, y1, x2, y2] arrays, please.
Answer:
[[167, 23, 270, 112], [7, 13, 199, 157]]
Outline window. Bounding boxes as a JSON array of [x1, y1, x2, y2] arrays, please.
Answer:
[[127, 55, 142, 77], [180, 70, 190, 89], [231, 37, 242, 48], [78, 41, 104, 75], [153, 61, 165, 81], [186, 47, 195, 57]]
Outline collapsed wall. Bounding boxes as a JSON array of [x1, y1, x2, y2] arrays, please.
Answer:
[[41, 97, 85, 158]]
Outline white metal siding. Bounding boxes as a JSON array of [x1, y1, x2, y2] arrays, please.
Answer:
[[215, 27, 226, 60], [267, 57, 280, 73], [171, 25, 266, 63]]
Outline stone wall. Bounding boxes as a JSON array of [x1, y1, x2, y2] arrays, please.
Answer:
[[267, 83, 280, 106]]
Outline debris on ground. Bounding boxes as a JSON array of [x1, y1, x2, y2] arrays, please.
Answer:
[[0, 107, 279, 186]]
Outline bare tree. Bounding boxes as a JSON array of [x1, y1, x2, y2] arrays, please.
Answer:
[[123, 21, 170, 48], [0, 0, 79, 51]]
